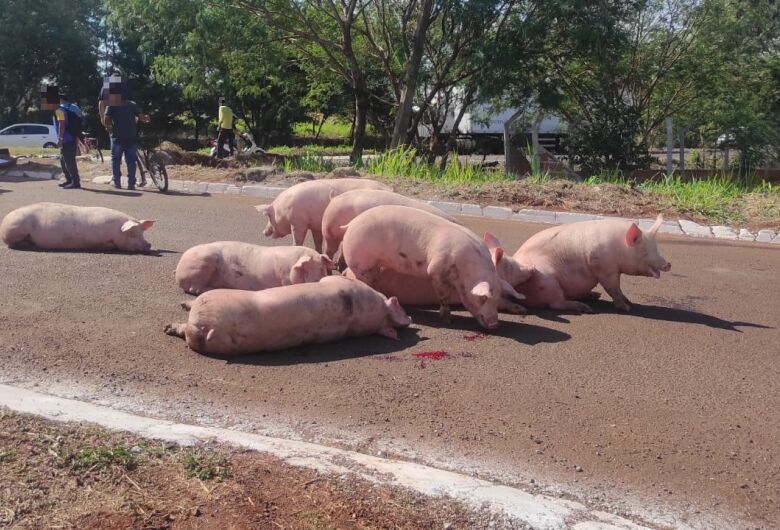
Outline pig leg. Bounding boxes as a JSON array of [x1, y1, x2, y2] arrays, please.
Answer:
[[312, 230, 324, 253], [428, 261, 457, 323], [499, 298, 528, 315], [536, 276, 594, 313], [290, 223, 308, 246], [599, 274, 631, 312], [164, 323, 186, 338], [180, 301, 192, 311]]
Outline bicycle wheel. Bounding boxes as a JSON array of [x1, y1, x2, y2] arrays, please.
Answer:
[[146, 152, 169, 192]]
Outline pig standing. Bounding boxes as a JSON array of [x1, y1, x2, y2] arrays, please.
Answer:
[[175, 242, 335, 295], [0, 202, 154, 252], [255, 178, 390, 252], [321, 189, 459, 259], [341, 205, 504, 329], [164, 276, 412, 356], [501, 214, 671, 312]]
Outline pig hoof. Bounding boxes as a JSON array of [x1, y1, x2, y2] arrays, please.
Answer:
[[614, 301, 631, 312], [438, 307, 452, 324], [163, 324, 182, 337], [586, 291, 602, 301], [180, 301, 193, 311], [505, 302, 528, 315]]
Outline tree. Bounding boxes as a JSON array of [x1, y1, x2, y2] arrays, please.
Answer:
[[0, 0, 101, 126]]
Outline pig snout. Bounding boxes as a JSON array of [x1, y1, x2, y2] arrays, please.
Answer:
[[479, 315, 500, 331], [263, 223, 274, 237]]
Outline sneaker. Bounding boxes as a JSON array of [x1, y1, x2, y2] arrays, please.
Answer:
[[112, 181, 122, 189], [63, 182, 81, 189], [127, 185, 136, 191], [58, 180, 72, 187]]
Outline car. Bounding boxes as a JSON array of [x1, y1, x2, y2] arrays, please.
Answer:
[[0, 123, 59, 149]]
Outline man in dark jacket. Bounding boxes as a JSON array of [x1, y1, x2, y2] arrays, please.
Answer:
[[53, 90, 84, 189], [104, 92, 150, 190]]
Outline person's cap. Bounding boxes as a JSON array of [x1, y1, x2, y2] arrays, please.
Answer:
[[58, 89, 69, 99]]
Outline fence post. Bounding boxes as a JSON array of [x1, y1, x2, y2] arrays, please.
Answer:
[[666, 117, 673, 178], [679, 125, 688, 178]]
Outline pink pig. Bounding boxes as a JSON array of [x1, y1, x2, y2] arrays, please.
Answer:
[[255, 178, 390, 252], [321, 189, 459, 259], [341, 205, 504, 329], [494, 215, 671, 312], [0, 202, 154, 252], [164, 276, 412, 356], [342, 266, 527, 314], [175, 242, 335, 295]]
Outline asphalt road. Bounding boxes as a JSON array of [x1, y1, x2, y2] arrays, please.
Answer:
[[0, 176, 778, 529]]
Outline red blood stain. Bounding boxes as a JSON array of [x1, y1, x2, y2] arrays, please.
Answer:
[[414, 351, 449, 360], [463, 332, 490, 342]]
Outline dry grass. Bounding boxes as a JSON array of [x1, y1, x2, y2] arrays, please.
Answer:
[[0, 408, 520, 529]]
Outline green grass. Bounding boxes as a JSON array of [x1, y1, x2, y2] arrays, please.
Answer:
[[4, 146, 59, 157], [284, 154, 337, 173], [268, 144, 375, 156], [181, 449, 230, 481], [585, 172, 779, 223], [362, 146, 511, 184], [70, 444, 137, 473], [292, 117, 373, 139]]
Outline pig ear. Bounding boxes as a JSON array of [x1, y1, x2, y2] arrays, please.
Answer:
[[140, 219, 156, 231], [483, 232, 502, 250], [376, 326, 399, 340], [254, 204, 273, 217], [292, 255, 313, 270], [494, 247, 504, 264], [320, 255, 336, 270], [625, 223, 642, 247], [386, 296, 402, 309], [648, 214, 664, 236], [120, 220, 140, 233], [470, 281, 492, 301]]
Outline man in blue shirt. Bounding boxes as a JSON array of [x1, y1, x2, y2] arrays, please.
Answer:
[[53, 91, 84, 189], [104, 95, 150, 190]]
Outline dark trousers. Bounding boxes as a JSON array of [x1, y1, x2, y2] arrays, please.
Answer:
[[216, 129, 235, 158], [60, 141, 80, 184], [111, 139, 138, 186]]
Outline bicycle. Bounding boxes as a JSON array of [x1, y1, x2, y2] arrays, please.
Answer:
[[82, 134, 104, 163], [136, 138, 169, 192]]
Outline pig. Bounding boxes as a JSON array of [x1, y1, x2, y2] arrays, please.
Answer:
[[341, 205, 504, 329], [0, 202, 154, 252], [175, 242, 335, 295], [343, 266, 528, 314], [164, 275, 412, 356], [499, 214, 671, 312], [255, 178, 391, 252], [321, 189, 460, 259]]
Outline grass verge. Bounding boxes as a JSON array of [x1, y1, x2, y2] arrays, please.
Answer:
[[0, 408, 509, 529]]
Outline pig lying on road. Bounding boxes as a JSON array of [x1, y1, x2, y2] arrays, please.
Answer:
[[175, 242, 335, 295], [321, 189, 459, 258], [341, 205, 505, 329], [343, 265, 527, 314], [164, 276, 411, 356], [255, 178, 390, 252], [0, 202, 154, 252], [496, 215, 671, 312]]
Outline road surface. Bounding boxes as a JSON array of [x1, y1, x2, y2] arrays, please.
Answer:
[[0, 176, 778, 528]]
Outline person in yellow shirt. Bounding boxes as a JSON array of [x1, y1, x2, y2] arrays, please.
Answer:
[[216, 97, 235, 158]]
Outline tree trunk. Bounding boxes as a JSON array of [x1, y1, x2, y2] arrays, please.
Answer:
[[390, 0, 435, 149], [351, 88, 368, 164], [439, 88, 475, 172]]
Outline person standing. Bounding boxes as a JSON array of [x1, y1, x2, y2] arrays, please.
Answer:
[[103, 95, 150, 190], [54, 90, 84, 189], [216, 97, 235, 158]]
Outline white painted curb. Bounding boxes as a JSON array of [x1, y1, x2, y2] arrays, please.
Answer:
[[0, 383, 659, 530], [89, 176, 779, 245]]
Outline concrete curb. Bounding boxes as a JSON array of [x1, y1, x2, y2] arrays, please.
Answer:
[[90, 177, 779, 245], [0, 383, 666, 530], [1, 169, 60, 180]]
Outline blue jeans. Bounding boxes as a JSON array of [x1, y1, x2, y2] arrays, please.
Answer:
[[111, 139, 137, 186]]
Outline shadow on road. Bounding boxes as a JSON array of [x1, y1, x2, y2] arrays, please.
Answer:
[[221, 327, 424, 366], [589, 300, 771, 332], [6, 245, 176, 256], [81, 187, 143, 197], [0, 188, 10, 194], [157, 190, 210, 197], [409, 308, 571, 345]]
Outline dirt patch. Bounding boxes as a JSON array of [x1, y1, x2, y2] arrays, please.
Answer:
[[0, 409, 519, 529]]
